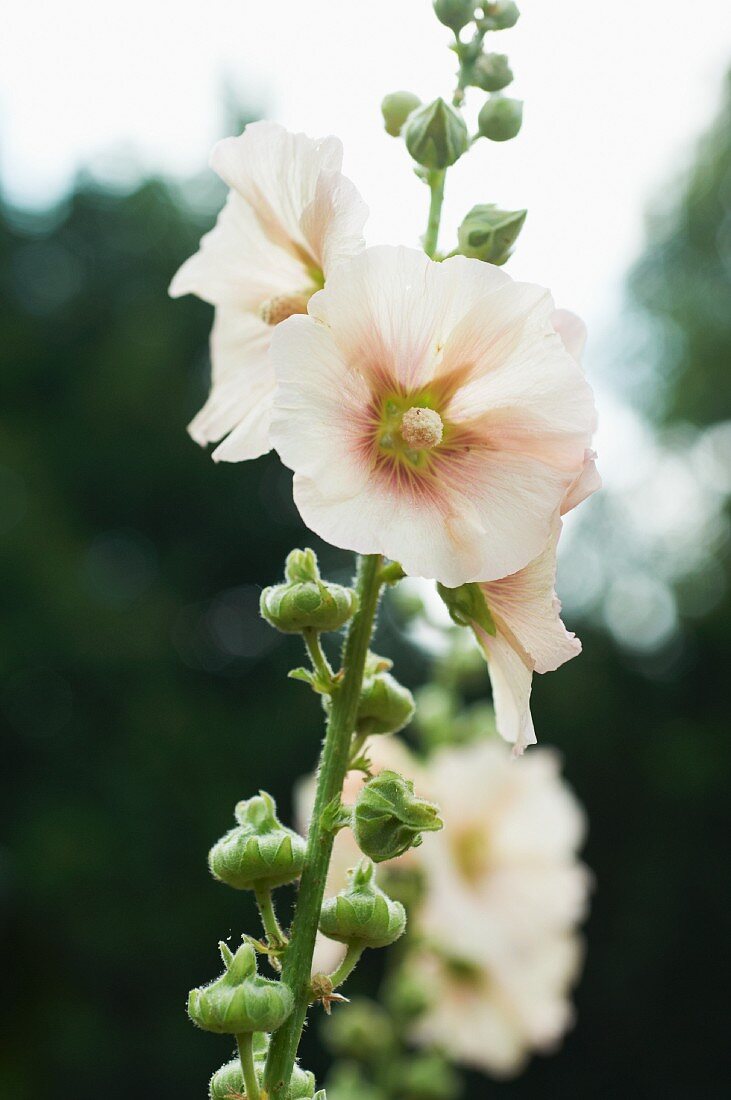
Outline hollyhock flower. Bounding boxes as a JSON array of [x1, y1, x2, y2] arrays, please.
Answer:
[[270, 246, 597, 587], [458, 519, 580, 753], [295, 736, 422, 976], [410, 739, 589, 1077], [169, 121, 367, 462]]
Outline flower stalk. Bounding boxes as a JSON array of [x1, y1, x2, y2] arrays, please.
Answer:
[[236, 1031, 261, 1100], [424, 169, 446, 258], [263, 553, 384, 1099]]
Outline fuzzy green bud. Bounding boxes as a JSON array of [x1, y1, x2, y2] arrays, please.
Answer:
[[209, 1053, 314, 1100], [381, 91, 422, 137], [433, 0, 476, 32], [324, 998, 395, 1060], [482, 0, 520, 30], [208, 792, 306, 892], [469, 52, 513, 92], [404, 98, 469, 170], [353, 771, 442, 863], [188, 942, 293, 1035], [437, 582, 496, 635], [261, 549, 358, 634], [355, 655, 415, 736], [387, 1054, 461, 1100], [319, 860, 406, 949], [477, 95, 523, 142], [457, 204, 527, 265]]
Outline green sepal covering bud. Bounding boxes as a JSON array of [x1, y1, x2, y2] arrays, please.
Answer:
[[353, 771, 442, 863], [188, 942, 293, 1034], [209, 1053, 315, 1100], [437, 582, 496, 635], [319, 859, 406, 949], [208, 792, 306, 891], [386, 1053, 461, 1100], [481, 0, 520, 30], [457, 204, 527, 265], [261, 549, 358, 634], [469, 52, 513, 92], [404, 98, 469, 170], [381, 91, 421, 137], [324, 997, 395, 1060], [477, 95, 523, 141], [433, 0, 477, 33], [355, 654, 415, 736], [383, 968, 431, 1022]]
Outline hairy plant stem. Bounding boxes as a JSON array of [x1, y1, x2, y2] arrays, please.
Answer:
[[236, 1031, 260, 1100], [424, 169, 446, 259], [328, 944, 364, 990], [255, 887, 286, 948], [263, 553, 384, 1098]]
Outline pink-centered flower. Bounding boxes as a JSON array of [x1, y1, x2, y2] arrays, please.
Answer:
[[270, 246, 597, 586], [467, 520, 581, 754], [169, 121, 367, 462]]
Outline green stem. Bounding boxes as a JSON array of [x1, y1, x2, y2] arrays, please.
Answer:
[[236, 1031, 260, 1100], [328, 944, 364, 990], [263, 554, 384, 1099], [255, 887, 286, 948], [423, 170, 446, 259], [302, 627, 333, 684]]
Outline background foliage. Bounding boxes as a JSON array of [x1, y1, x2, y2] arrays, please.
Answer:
[[2, 81, 731, 1097]]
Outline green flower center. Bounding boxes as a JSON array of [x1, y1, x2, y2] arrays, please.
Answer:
[[377, 394, 446, 468]]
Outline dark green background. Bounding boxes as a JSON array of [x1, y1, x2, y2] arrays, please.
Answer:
[[2, 81, 731, 1097]]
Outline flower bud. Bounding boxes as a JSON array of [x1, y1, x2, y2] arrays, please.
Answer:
[[477, 95, 523, 142], [469, 52, 513, 92], [437, 582, 496, 635], [381, 91, 422, 137], [188, 942, 293, 1034], [324, 997, 395, 1060], [387, 1054, 461, 1100], [261, 549, 358, 634], [353, 771, 442, 863], [355, 658, 415, 736], [482, 0, 520, 30], [433, 0, 477, 33], [383, 968, 431, 1022], [209, 1052, 315, 1100], [319, 859, 406, 949], [404, 99, 469, 170], [457, 203, 527, 265], [208, 792, 306, 892]]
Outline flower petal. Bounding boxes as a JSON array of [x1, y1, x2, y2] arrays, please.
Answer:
[[551, 308, 587, 362]]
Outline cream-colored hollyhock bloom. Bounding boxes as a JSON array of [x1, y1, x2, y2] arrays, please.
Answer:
[[295, 736, 422, 975], [467, 519, 581, 754], [169, 121, 367, 462], [270, 246, 597, 587], [410, 738, 589, 1077]]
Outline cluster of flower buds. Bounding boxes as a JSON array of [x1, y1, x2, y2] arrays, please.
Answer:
[[209, 1034, 317, 1100], [319, 859, 406, 950], [353, 770, 443, 863], [261, 548, 358, 635], [208, 791, 306, 892], [188, 941, 293, 1035]]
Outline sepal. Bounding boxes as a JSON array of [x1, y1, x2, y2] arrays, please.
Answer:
[[456, 203, 526, 265], [208, 792, 306, 891], [437, 582, 496, 635], [433, 0, 477, 33], [188, 942, 293, 1034], [261, 549, 358, 634], [477, 94, 523, 141], [480, 0, 520, 30], [353, 770, 442, 863], [354, 653, 415, 736], [468, 51, 513, 92], [404, 98, 469, 169], [318, 859, 406, 949], [381, 91, 421, 136]]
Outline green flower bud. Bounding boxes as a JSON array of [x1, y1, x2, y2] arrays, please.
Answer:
[[482, 1, 520, 30], [209, 1052, 315, 1100], [327, 1066, 384, 1100], [477, 95, 523, 142], [188, 942, 293, 1035], [353, 771, 442, 863], [433, 0, 477, 33], [386, 1054, 461, 1100], [324, 998, 395, 1060], [319, 860, 406, 949], [381, 91, 422, 137], [208, 792, 306, 892], [404, 98, 469, 170], [383, 968, 431, 1023], [356, 671, 415, 736], [469, 52, 513, 92], [437, 581, 496, 635], [457, 203, 527, 265], [261, 549, 358, 634]]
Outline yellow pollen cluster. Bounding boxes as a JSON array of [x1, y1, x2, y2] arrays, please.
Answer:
[[400, 406, 444, 450], [259, 292, 311, 326]]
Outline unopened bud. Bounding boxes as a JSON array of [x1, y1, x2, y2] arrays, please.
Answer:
[[353, 771, 442, 863], [208, 792, 306, 892], [381, 91, 422, 137], [388, 1053, 461, 1100], [477, 95, 523, 141], [209, 1050, 315, 1100], [261, 549, 358, 634], [457, 204, 527, 265], [319, 860, 406, 949], [437, 582, 496, 635], [404, 98, 469, 170], [188, 942, 293, 1034], [433, 0, 477, 33], [482, 0, 520, 30], [324, 998, 394, 1060], [469, 52, 513, 92], [355, 655, 415, 736]]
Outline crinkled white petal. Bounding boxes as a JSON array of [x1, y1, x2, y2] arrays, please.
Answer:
[[551, 307, 587, 362], [562, 448, 602, 513], [477, 628, 536, 753]]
